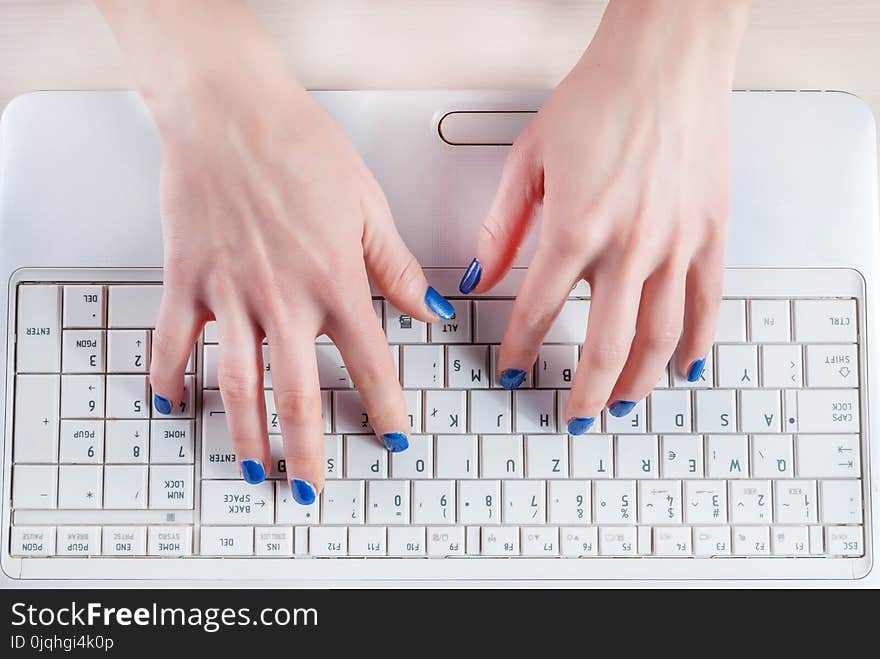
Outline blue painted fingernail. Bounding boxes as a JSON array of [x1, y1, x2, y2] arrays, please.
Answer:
[[154, 394, 172, 415], [382, 432, 410, 453], [241, 459, 265, 485], [687, 357, 707, 382], [609, 400, 637, 417], [424, 286, 455, 320], [459, 258, 482, 294], [567, 417, 595, 435], [290, 479, 317, 505], [500, 368, 527, 389]]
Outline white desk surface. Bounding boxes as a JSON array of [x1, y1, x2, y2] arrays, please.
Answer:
[[2, 1, 879, 166]]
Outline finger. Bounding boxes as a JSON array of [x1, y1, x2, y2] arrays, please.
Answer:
[[497, 242, 583, 389], [463, 138, 543, 294], [362, 194, 454, 322], [676, 238, 724, 380], [564, 269, 644, 433], [329, 280, 411, 453], [265, 330, 325, 504], [609, 261, 686, 402], [215, 308, 271, 485], [150, 287, 205, 414]]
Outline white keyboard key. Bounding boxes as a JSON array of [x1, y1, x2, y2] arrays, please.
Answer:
[[570, 435, 613, 478], [771, 526, 809, 556], [150, 419, 194, 463], [729, 480, 771, 523], [61, 374, 104, 418], [402, 344, 444, 389], [796, 389, 859, 432], [526, 434, 568, 478], [62, 330, 105, 373], [315, 344, 352, 388], [12, 465, 58, 508], [102, 526, 147, 556], [430, 300, 471, 343], [57, 527, 101, 558], [480, 435, 523, 478], [537, 345, 578, 388], [761, 344, 803, 388], [684, 480, 728, 524], [732, 526, 770, 556], [385, 303, 427, 343], [276, 481, 321, 525], [201, 480, 273, 525], [715, 299, 747, 342], [59, 420, 103, 463], [826, 526, 864, 556], [103, 465, 148, 509], [604, 399, 647, 434], [105, 375, 150, 419], [615, 435, 659, 478], [693, 526, 731, 556], [63, 285, 105, 328], [308, 527, 348, 556], [202, 344, 219, 389], [349, 526, 387, 556], [638, 480, 682, 523], [503, 480, 545, 523], [148, 526, 192, 556], [201, 527, 254, 556], [367, 480, 410, 524], [447, 345, 490, 389], [649, 390, 691, 433], [481, 526, 519, 556], [739, 389, 781, 433], [148, 465, 194, 509], [749, 299, 791, 342], [561, 527, 598, 556], [108, 285, 162, 328], [345, 435, 387, 479], [593, 480, 636, 524], [819, 479, 862, 524], [694, 389, 736, 433], [322, 480, 365, 524], [11, 527, 56, 557], [805, 344, 858, 388], [58, 464, 102, 508], [810, 525, 825, 554], [773, 480, 817, 523], [388, 527, 426, 556], [412, 480, 456, 524], [544, 300, 589, 343], [391, 435, 433, 478], [716, 344, 758, 387], [793, 299, 857, 343], [660, 435, 703, 478], [267, 435, 285, 479], [151, 374, 195, 418], [427, 526, 465, 556], [458, 480, 501, 524], [599, 527, 637, 556], [106, 329, 150, 373], [671, 351, 713, 388], [706, 435, 749, 478], [107, 424, 150, 467], [435, 434, 478, 478], [653, 527, 692, 556], [796, 434, 860, 478], [514, 389, 556, 433], [522, 528, 559, 556], [333, 390, 370, 433], [474, 300, 513, 343], [751, 434, 793, 478], [17, 285, 61, 372], [548, 480, 591, 524], [424, 390, 467, 433], [469, 390, 511, 433], [13, 374, 60, 462], [255, 527, 293, 556]]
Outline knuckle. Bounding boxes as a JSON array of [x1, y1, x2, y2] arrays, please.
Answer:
[[584, 337, 631, 371], [274, 387, 321, 422], [641, 324, 681, 354], [384, 252, 423, 302], [218, 368, 260, 405]]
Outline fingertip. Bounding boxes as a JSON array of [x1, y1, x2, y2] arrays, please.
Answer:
[[290, 478, 317, 505], [686, 356, 707, 382], [381, 431, 409, 453], [241, 458, 266, 485], [424, 287, 455, 320], [459, 258, 483, 295]]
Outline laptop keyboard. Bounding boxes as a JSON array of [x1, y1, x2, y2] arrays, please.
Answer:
[[7, 275, 866, 563]]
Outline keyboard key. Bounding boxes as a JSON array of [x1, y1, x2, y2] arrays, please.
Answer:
[[201, 480, 273, 525], [148, 465, 194, 509], [728, 480, 771, 523], [62, 330, 105, 373], [276, 481, 320, 525], [201, 527, 254, 556], [103, 465, 148, 509], [447, 345, 489, 388], [12, 465, 58, 509], [805, 344, 858, 388], [715, 299, 746, 342], [58, 465, 103, 509], [649, 390, 691, 433], [430, 300, 471, 343], [684, 480, 727, 524], [706, 435, 749, 478], [654, 527, 692, 556], [256, 527, 294, 556], [739, 389, 781, 433], [761, 344, 803, 388], [57, 526, 101, 556], [108, 285, 162, 328], [367, 480, 410, 524], [435, 434, 478, 478], [427, 526, 465, 556], [693, 526, 731, 556], [716, 345, 758, 387], [148, 526, 192, 556], [593, 480, 636, 524], [17, 285, 61, 372], [526, 435, 568, 478], [819, 479, 862, 524], [544, 300, 589, 343], [322, 480, 365, 524], [403, 389, 422, 433], [671, 351, 713, 388], [391, 435, 433, 478], [796, 434, 860, 478], [561, 526, 598, 556], [388, 527, 426, 556], [694, 389, 736, 433], [599, 527, 637, 556], [61, 374, 104, 419], [732, 526, 770, 556], [469, 390, 511, 433], [480, 435, 523, 478], [424, 390, 466, 433], [385, 303, 427, 343], [793, 299, 857, 343], [660, 435, 703, 478], [13, 374, 60, 462], [412, 480, 455, 524], [548, 480, 591, 524], [151, 374, 194, 417], [107, 329, 150, 373], [309, 527, 348, 556], [150, 419, 194, 463], [570, 434, 613, 478], [59, 420, 103, 463], [796, 389, 859, 432], [514, 390, 556, 433], [458, 480, 500, 524], [315, 344, 351, 388], [536, 345, 578, 388], [402, 344, 444, 389], [826, 526, 864, 556], [11, 526, 56, 556], [749, 299, 791, 342], [349, 526, 387, 556], [503, 480, 545, 523], [63, 285, 105, 328], [770, 526, 808, 556], [638, 480, 682, 523], [474, 300, 513, 343], [333, 390, 370, 434], [481, 526, 519, 555], [751, 434, 793, 478], [604, 399, 646, 434], [102, 526, 147, 556], [773, 480, 817, 523], [615, 435, 658, 478], [106, 375, 150, 419], [345, 435, 387, 479]]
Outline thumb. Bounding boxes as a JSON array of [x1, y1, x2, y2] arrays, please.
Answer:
[[461, 139, 543, 295]]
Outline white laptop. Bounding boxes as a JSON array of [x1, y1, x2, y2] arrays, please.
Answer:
[[0, 90, 877, 586]]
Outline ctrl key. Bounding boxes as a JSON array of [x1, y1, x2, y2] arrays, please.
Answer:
[[11, 527, 56, 557], [148, 526, 193, 556]]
